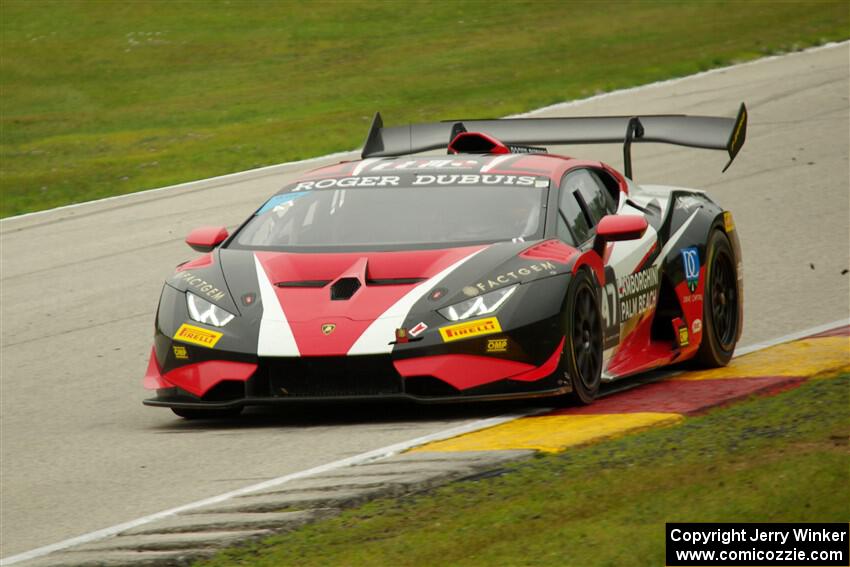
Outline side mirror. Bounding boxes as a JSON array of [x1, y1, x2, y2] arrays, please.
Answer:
[[186, 226, 229, 253], [593, 215, 648, 256]]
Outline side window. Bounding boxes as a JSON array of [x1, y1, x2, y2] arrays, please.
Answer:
[[573, 170, 614, 224], [560, 169, 619, 242], [556, 215, 576, 245], [593, 169, 623, 209], [558, 176, 592, 244]]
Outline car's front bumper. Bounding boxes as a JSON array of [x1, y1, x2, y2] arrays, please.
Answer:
[[143, 335, 568, 409]]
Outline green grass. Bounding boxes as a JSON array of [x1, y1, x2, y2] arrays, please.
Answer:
[[1, 1, 847, 217], [195, 374, 850, 567]]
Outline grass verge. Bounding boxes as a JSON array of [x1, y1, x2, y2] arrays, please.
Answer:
[[195, 374, 850, 567], [2, 1, 849, 217]]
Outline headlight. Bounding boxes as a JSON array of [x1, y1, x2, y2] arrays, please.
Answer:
[[438, 285, 517, 322], [186, 292, 235, 327]]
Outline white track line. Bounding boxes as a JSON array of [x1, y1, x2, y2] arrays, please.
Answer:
[[734, 318, 849, 356], [2, 40, 846, 225], [3, 318, 847, 566]]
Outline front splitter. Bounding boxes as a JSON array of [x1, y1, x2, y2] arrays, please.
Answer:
[[143, 385, 572, 409]]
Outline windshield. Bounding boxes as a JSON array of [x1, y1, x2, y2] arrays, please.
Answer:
[[230, 177, 549, 252]]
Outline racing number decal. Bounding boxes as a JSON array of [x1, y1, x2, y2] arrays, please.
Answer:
[[600, 267, 619, 349], [600, 283, 618, 327]]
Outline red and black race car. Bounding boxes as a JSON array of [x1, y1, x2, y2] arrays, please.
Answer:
[[143, 106, 747, 418]]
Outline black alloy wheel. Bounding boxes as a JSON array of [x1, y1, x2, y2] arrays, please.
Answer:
[[710, 245, 738, 349], [697, 229, 739, 367], [561, 269, 603, 404], [573, 287, 603, 390]]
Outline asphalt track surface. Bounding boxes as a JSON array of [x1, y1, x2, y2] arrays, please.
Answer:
[[1, 44, 848, 558]]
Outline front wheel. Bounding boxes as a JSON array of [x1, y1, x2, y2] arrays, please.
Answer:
[[696, 229, 739, 367], [560, 269, 603, 405]]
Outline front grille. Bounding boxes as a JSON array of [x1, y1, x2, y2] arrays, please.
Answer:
[[202, 380, 246, 402], [259, 355, 403, 397]]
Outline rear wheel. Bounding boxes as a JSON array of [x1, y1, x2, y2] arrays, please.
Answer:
[[696, 230, 739, 367], [171, 407, 243, 420], [560, 269, 603, 404]]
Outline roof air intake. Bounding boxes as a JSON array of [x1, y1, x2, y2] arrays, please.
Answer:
[[448, 131, 510, 155]]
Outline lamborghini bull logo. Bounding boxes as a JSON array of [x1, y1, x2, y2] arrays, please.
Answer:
[[321, 323, 336, 336]]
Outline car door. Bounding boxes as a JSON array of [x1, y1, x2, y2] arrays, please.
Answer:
[[557, 167, 660, 375]]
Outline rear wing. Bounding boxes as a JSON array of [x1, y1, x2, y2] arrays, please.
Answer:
[[361, 103, 747, 178]]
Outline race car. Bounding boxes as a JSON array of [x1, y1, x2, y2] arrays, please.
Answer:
[[143, 105, 747, 418]]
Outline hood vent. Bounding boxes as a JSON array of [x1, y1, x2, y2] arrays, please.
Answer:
[[276, 280, 331, 288], [275, 277, 425, 290], [330, 277, 362, 300], [366, 277, 427, 286]]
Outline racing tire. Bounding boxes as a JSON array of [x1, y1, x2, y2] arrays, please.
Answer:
[[560, 269, 604, 405], [171, 407, 243, 420], [696, 229, 739, 367]]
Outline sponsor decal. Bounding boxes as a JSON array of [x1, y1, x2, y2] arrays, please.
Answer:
[[412, 174, 537, 187], [486, 338, 508, 353], [678, 326, 690, 347], [462, 286, 479, 297], [675, 195, 704, 211], [371, 159, 480, 171], [475, 261, 557, 292], [409, 322, 428, 337], [439, 317, 501, 343], [681, 247, 700, 292], [395, 328, 410, 343], [692, 318, 702, 334], [723, 211, 735, 232], [174, 323, 223, 349], [171, 271, 227, 302], [291, 174, 542, 192], [429, 287, 448, 301], [506, 144, 546, 154], [616, 268, 659, 321], [681, 293, 703, 304], [293, 176, 401, 191], [321, 323, 336, 336], [257, 192, 308, 215], [172, 345, 189, 359]]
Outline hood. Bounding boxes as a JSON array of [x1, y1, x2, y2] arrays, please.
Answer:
[[251, 246, 485, 323], [218, 241, 576, 357], [220, 246, 483, 356]]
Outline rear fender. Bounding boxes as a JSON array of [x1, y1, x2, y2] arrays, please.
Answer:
[[655, 192, 742, 352]]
